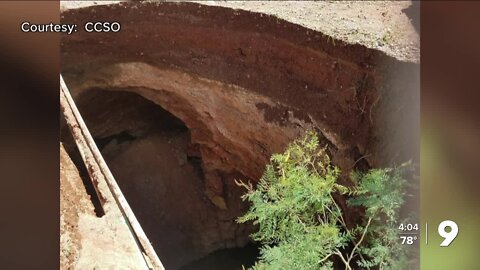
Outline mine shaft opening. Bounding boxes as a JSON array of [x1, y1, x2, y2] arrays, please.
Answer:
[[73, 89, 259, 269]]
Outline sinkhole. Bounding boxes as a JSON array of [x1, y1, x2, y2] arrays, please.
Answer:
[[60, 2, 419, 268], [66, 89, 259, 269]]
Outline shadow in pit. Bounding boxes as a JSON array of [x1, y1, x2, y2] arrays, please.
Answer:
[[180, 242, 260, 270], [70, 89, 257, 269]]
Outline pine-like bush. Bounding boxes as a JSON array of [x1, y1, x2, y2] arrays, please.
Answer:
[[237, 131, 411, 270]]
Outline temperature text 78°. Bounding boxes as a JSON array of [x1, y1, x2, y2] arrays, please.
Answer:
[[400, 236, 417, 245]]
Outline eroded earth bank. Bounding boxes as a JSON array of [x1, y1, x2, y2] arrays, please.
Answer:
[[60, 2, 419, 269]]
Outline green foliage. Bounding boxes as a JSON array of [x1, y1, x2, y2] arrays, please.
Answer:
[[348, 164, 411, 269], [237, 131, 412, 270]]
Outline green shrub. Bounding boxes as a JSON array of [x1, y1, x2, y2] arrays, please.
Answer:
[[237, 131, 411, 270]]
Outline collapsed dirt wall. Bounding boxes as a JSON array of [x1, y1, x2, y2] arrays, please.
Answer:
[[61, 2, 417, 167], [60, 1, 419, 268]]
